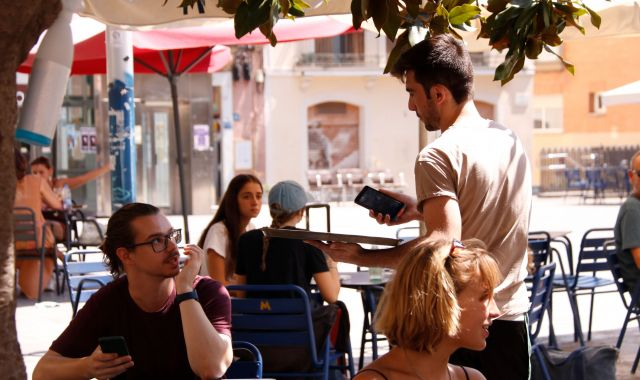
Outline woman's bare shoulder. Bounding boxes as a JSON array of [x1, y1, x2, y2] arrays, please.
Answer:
[[452, 365, 486, 380]]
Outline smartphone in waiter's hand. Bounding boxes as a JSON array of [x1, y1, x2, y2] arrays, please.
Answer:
[[354, 186, 405, 221], [99, 336, 129, 356]]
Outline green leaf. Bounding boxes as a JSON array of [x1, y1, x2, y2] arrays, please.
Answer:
[[448, 4, 481, 25], [361, 0, 369, 18], [217, 0, 242, 14], [430, 14, 450, 34], [543, 44, 575, 74], [234, 0, 270, 39], [370, 0, 388, 32], [278, 0, 289, 16], [351, 0, 364, 29], [583, 4, 602, 29], [487, 0, 510, 13], [525, 37, 543, 59], [514, 3, 539, 31], [382, 4, 402, 41], [406, 0, 420, 16], [422, 0, 437, 14], [384, 30, 410, 74]]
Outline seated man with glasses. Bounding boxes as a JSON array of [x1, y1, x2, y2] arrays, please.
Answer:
[[614, 150, 640, 295], [33, 203, 233, 380]]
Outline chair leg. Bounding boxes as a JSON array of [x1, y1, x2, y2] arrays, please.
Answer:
[[359, 316, 368, 370], [534, 345, 552, 380], [632, 345, 639, 374], [616, 309, 633, 348], [371, 330, 378, 361], [346, 336, 355, 379], [568, 291, 585, 346], [547, 295, 557, 348], [322, 340, 330, 380], [588, 290, 596, 341], [37, 258, 44, 303]]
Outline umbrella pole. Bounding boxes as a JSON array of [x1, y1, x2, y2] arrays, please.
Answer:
[[168, 71, 191, 243]]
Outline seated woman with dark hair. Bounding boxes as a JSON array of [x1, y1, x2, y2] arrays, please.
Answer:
[[235, 180, 340, 303], [14, 149, 63, 299], [354, 239, 501, 380]]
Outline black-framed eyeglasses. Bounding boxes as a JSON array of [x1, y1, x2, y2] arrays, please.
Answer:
[[449, 239, 465, 255], [131, 229, 182, 253]]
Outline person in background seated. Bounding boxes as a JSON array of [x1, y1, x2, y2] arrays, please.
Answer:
[[197, 174, 263, 285], [235, 180, 340, 304], [33, 203, 232, 380], [14, 148, 63, 300], [354, 239, 501, 380], [30, 156, 110, 192], [614, 150, 640, 294]]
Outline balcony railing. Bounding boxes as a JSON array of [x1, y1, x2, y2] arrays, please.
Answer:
[[296, 53, 381, 68]]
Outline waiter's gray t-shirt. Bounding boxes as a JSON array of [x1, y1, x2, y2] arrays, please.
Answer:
[[415, 119, 532, 318]]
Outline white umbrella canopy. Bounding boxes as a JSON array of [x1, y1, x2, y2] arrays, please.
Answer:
[[81, 0, 351, 27], [561, 0, 640, 40]]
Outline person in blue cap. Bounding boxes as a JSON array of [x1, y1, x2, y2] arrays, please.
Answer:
[[234, 180, 340, 303]]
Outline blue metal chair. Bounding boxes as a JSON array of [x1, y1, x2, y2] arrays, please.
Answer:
[[225, 341, 263, 379], [63, 249, 113, 317], [14, 207, 62, 302], [584, 168, 607, 202], [529, 262, 556, 380], [562, 228, 616, 341], [527, 231, 556, 346], [395, 226, 420, 244], [605, 241, 640, 374], [227, 284, 343, 379], [358, 285, 387, 370], [563, 168, 587, 197]]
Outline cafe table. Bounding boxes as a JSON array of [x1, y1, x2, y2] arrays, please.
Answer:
[[339, 269, 393, 369]]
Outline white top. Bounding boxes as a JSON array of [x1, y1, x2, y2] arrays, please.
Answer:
[[199, 221, 255, 275]]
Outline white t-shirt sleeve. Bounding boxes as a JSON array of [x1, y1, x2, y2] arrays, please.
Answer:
[[202, 222, 229, 258]]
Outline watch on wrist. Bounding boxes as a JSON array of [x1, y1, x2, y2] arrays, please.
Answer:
[[175, 290, 199, 305]]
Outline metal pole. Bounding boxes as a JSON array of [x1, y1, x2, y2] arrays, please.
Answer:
[[166, 51, 191, 243]]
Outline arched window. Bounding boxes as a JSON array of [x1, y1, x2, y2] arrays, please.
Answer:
[[307, 102, 360, 170]]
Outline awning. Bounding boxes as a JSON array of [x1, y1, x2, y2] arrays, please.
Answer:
[[19, 16, 355, 75], [81, 0, 351, 27], [597, 80, 640, 107]]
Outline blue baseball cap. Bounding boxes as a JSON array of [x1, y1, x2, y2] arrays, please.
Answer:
[[268, 180, 313, 213]]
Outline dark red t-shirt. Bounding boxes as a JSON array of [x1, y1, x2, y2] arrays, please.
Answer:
[[51, 275, 231, 379]]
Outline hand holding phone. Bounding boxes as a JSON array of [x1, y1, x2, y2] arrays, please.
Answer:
[[99, 336, 129, 357], [354, 186, 405, 221]]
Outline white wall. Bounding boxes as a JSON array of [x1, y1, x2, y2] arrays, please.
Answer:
[[260, 38, 535, 198], [263, 72, 419, 195]]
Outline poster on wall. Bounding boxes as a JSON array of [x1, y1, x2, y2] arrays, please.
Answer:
[[235, 140, 252, 170], [80, 127, 97, 154], [193, 124, 210, 151]]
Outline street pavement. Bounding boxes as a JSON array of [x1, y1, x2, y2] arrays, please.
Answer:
[[16, 195, 640, 378]]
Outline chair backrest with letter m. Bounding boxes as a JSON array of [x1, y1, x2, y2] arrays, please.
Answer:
[[227, 284, 332, 379]]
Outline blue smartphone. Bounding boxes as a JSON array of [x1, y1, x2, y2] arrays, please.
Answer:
[[99, 336, 129, 356]]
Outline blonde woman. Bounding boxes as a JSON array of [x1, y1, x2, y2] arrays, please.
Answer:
[[355, 239, 501, 380]]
